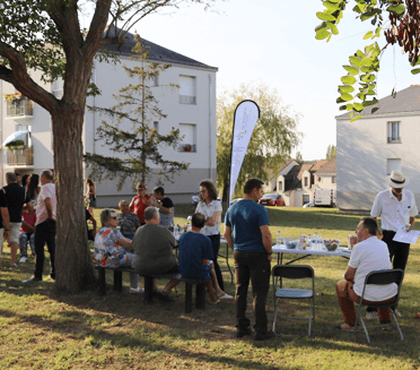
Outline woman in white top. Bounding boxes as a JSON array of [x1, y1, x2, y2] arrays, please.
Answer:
[[195, 179, 224, 291]]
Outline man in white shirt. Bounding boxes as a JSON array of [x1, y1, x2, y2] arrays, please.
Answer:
[[23, 170, 57, 283], [335, 217, 398, 330], [369, 170, 418, 317]]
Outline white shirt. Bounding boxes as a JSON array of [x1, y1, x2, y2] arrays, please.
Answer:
[[349, 236, 398, 301], [36, 183, 56, 225], [195, 200, 222, 236], [370, 189, 418, 232]]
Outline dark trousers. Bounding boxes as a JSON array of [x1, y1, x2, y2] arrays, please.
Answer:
[[209, 234, 224, 291], [34, 219, 56, 280], [382, 230, 410, 271], [234, 250, 270, 335]]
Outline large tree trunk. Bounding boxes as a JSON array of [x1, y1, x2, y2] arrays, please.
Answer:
[[52, 103, 96, 293]]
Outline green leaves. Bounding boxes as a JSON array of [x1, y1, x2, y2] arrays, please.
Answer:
[[387, 4, 405, 16], [341, 75, 356, 85], [343, 65, 359, 75], [315, 0, 347, 42], [335, 42, 381, 119]]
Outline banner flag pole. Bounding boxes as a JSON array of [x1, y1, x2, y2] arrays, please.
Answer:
[[228, 100, 260, 205]]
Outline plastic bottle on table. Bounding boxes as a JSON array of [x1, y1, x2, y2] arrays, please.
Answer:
[[318, 235, 324, 250], [306, 234, 312, 250], [276, 231, 283, 246], [312, 232, 318, 250]]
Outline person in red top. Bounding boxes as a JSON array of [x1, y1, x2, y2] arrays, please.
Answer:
[[129, 182, 153, 225], [19, 201, 36, 263]]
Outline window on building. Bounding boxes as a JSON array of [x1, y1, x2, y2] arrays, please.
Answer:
[[332, 176, 336, 184], [278, 181, 283, 191], [152, 75, 159, 87], [318, 177, 321, 183], [387, 158, 401, 175], [179, 123, 197, 152], [153, 121, 159, 132], [304, 177, 308, 187], [387, 121, 400, 143], [179, 75, 196, 104]]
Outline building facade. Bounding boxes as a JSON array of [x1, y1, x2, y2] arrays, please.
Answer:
[[336, 85, 420, 211], [0, 31, 218, 206]]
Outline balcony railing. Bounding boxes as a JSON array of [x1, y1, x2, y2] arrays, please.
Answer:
[[179, 95, 196, 104], [6, 98, 33, 117], [6, 147, 33, 166]]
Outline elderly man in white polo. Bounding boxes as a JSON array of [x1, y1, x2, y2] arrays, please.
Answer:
[[369, 170, 418, 318]]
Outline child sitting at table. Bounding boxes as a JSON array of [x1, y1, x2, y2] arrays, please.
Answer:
[[163, 213, 233, 302]]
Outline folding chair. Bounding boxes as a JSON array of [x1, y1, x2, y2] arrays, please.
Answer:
[[272, 264, 315, 337], [353, 268, 404, 344]]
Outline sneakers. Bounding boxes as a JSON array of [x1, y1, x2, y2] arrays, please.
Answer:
[[217, 293, 234, 300], [22, 276, 42, 283], [19, 256, 27, 263], [366, 311, 378, 320], [254, 330, 275, 341], [129, 286, 145, 294], [236, 327, 252, 338], [393, 309, 403, 317]]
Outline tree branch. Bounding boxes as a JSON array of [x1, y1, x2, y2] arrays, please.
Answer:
[[0, 42, 58, 113]]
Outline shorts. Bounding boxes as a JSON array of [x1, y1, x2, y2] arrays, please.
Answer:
[[9, 222, 22, 244]]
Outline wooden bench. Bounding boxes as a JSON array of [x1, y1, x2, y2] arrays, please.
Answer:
[[95, 265, 211, 313]]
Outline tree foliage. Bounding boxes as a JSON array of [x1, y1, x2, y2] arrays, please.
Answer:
[[315, 0, 420, 121], [217, 82, 301, 200], [325, 144, 336, 160], [0, 0, 214, 293], [85, 38, 189, 190], [295, 151, 304, 164]]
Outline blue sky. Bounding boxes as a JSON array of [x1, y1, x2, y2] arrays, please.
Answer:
[[97, 0, 419, 160]]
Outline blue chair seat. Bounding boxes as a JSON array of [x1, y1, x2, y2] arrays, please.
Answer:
[[275, 288, 313, 299]]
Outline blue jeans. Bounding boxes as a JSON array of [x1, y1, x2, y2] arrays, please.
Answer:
[[19, 232, 35, 257]]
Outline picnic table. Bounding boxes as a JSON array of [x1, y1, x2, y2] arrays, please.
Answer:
[[272, 244, 352, 265]]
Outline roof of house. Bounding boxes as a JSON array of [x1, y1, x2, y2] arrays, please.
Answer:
[[316, 155, 336, 174], [297, 163, 313, 181], [337, 85, 420, 119], [102, 26, 217, 70], [310, 160, 328, 172]]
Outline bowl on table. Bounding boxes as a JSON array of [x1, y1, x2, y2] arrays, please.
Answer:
[[323, 239, 341, 251], [283, 237, 299, 250]]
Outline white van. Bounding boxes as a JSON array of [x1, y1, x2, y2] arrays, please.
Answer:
[[313, 188, 336, 207]]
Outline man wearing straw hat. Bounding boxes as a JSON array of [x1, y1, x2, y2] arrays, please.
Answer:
[[369, 170, 418, 317]]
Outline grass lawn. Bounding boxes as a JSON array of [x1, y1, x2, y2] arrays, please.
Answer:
[[0, 206, 419, 369]]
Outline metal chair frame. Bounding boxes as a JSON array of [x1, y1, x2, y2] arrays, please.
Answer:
[[352, 268, 404, 344], [272, 264, 315, 337]]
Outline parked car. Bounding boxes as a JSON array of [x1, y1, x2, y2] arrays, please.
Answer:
[[229, 198, 243, 206], [258, 193, 285, 207], [302, 200, 315, 208]]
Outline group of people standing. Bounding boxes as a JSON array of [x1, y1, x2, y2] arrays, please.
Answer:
[[0, 170, 57, 284]]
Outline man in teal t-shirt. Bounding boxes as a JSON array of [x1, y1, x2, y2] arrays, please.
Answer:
[[224, 178, 273, 341]]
